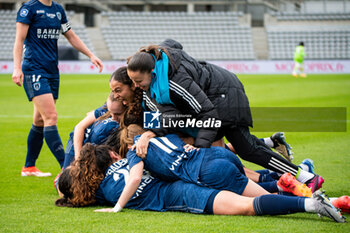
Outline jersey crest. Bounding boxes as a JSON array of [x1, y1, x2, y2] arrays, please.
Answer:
[[20, 8, 29, 17]]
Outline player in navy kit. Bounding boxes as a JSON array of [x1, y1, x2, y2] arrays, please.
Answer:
[[12, 0, 103, 176], [55, 149, 345, 223], [62, 94, 126, 170], [114, 125, 310, 198]]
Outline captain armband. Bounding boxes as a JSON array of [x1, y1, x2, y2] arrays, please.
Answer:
[[61, 22, 71, 34]]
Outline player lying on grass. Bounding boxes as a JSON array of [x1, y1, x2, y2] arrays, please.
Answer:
[[62, 93, 126, 170], [112, 124, 311, 198], [55, 148, 345, 223], [102, 121, 349, 214]]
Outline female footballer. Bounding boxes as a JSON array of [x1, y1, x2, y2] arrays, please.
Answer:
[[12, 0, 103, 176], [55, 147, 345, 223]]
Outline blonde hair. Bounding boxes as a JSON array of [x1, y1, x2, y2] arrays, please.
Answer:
[[96, 93, 123, 122], [119, 124, 145, 157]]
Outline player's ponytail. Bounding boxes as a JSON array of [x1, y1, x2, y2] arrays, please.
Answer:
[[110, 66, 133, 86], [127, 45, 171, 73], [119, 124, 145, 158]]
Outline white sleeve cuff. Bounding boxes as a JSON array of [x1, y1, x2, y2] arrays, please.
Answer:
[[112, 203, 123, 213]]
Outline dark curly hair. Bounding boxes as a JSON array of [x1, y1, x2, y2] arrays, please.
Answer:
[[120, 88, 143, 128], [59, 143, 114, 207]]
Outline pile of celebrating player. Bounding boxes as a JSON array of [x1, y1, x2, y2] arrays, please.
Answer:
[[13, 0, 348, 223]]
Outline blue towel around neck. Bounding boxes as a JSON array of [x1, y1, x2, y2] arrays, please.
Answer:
[[150, 52, 174, 105]]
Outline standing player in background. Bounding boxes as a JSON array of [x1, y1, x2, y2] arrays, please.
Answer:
[[12, 0, 103, 177], [292, 42, 306, 78]]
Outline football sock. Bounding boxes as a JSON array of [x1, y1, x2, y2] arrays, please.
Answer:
[[298, 163, 309, 172], [304, 198, 317, 213], [263, 137, 274, 148], [44, 125, 65, 168], [25, 124, 44, 167], [258, 181, 279, 193], [257, 169, 280, 183], [295, 168, 314, 184], [253, 194, 306, 215]]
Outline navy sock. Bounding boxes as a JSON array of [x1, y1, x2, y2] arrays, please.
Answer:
[[25, 125, 44, 167], [257, 170, 280, 183], [63, 136, 75, 169], [44, 125, 65, 168], [253, 194, 305, 215], [258, 181, 279, 193]]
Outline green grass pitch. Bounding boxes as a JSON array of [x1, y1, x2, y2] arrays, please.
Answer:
[[0, 73, 349, 232]]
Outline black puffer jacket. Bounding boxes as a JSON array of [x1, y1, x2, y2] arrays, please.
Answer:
[[145, 39, 252, 147]]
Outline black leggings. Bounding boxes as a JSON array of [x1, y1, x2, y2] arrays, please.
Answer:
[[217, 126, 299, 176]]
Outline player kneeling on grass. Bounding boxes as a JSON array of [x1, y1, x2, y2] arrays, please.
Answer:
[[55, 144, 345, 223]]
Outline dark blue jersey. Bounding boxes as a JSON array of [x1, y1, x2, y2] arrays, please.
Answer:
[[84, 104, 119, 144], [127, 134, 249, 194], [63, 104, 117, 169], [84, 117, 119, 145], [67, 103, 109, 144], [127, 134, 206, 184], [94, 103, 107, 118], [16, 0, 70, 78], [95, 159, 216, 213]]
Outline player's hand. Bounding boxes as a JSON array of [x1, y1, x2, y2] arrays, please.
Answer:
[[12, 68, 24, 87], [183, 144, 199, 152], [94, 208, 115, 213], [132, 137, 149, 159], [90, 55, 103, 73], [132, 131, 154, 159]]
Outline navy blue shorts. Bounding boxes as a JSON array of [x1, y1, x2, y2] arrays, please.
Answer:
[[23, 73, 59, 101], [199, 147, 249, 195], [162, 181, 219, 214]]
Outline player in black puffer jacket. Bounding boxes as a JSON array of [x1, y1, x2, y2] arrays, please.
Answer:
[[126, 39, 323, 192]]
